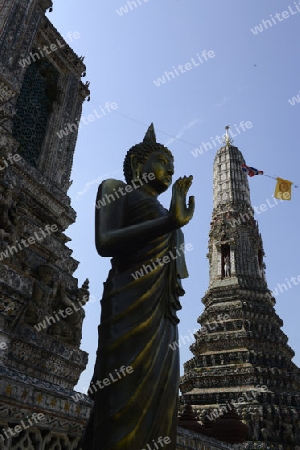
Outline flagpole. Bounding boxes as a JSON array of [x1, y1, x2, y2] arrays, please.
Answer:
[[263, 174, 298, 187], [263, 174, 277, 181]]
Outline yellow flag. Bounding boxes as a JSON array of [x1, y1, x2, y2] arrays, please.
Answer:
[[274, 177, 293, 200]]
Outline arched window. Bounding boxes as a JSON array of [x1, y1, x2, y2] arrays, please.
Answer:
[[12, 54, 59, 167]]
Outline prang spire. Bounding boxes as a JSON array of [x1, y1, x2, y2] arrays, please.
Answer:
[[224, 125, 233, 147], [181, 136, 300, 448]]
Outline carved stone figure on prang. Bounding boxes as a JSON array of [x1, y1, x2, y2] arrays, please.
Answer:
[[247, 406, 261, 440], [71, 278, 90, 345], [283, 421, 294, 444], [48, 278, 89, 346], [0, 185, 28, 270], [0, 185, 17, 242], [23, 264, 58, 327]]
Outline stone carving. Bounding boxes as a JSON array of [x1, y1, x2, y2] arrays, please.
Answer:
[[48, 278, 89, 346], [0, 429, 81, 450], [23, 264, 57, 327], [0, 296, 18, 317], [0, 186, 32, 270], [0, 185, 17, 244]]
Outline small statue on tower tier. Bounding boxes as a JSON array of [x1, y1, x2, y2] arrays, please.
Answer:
[[224, 255, 231, 277], [23, 264, 58, 327]]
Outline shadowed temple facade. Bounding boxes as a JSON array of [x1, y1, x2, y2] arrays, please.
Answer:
[[0, 0, 92, 448]]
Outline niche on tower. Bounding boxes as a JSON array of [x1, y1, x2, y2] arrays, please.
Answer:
[[221, 243, 231, 278], [257, 247, 266, 281]]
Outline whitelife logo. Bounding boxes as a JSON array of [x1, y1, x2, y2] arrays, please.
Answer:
[[56, 102, 118, 139], [206, 385, 268, 421], [141, 436, 171, 450], [0, 413, 45, 442], [96, 172, 155, 209], [34, 294, 88, 332], [153, 50, 215, 87], [116, 0, 150, 16], [191, 121, 253, 157], [131, 243, 193, 280], [250, 2, 300, 35], [72, 365, 134, 402], [288, 89, 300, 106], [0, 224, 58, 262], [0, 153, 21, 170], [18, 31, 81, 68]]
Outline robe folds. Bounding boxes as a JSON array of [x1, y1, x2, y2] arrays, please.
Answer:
[[81, 182, 188, 450]]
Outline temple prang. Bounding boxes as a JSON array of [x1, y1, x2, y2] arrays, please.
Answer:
[[0, 1, 92, 448], [180, 137, 300, 448]]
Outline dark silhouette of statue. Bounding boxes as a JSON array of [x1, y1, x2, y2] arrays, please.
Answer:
[[81, 124, 195, 450]]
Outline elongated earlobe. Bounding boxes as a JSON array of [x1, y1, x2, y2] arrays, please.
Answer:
[[130, 154, 141, 181]]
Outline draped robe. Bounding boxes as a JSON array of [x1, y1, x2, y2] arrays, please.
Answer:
[[81, 180, 188, 450]]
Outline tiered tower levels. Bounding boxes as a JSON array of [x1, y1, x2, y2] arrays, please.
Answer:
[[181, 144, 300, 448]]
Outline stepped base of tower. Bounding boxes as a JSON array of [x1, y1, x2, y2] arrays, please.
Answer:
[[180, 388, 300, 448], [0, 299, 92, 449], [181, 283, 300, 448], [0, 365, 92, 449], [177, 427, 232, 449]]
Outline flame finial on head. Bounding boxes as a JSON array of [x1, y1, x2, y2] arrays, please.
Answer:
[[123, 123, 173, 183], [143, 123, 157, 144]]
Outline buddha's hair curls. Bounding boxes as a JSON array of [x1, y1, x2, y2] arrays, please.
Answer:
[[123, 142, 173, 184]]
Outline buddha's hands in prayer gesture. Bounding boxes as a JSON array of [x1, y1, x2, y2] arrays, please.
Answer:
[[169, 175, 195, 229]]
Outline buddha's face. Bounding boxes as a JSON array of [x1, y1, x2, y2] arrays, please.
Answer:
[[140, 151, 174, 195]]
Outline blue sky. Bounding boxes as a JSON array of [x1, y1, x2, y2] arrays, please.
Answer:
[[49, 0, 300, 392]]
